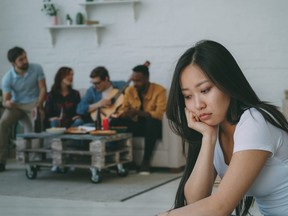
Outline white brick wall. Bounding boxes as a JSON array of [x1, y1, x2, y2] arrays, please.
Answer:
[[0, 0, 288, 108]]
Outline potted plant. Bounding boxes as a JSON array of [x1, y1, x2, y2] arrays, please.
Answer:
[[41, 0, 59, 25]]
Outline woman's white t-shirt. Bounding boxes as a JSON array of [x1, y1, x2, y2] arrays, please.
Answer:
[[214, 108, 288, 215]]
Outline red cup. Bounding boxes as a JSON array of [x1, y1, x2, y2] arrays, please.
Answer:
[[102, 118, 109, 130]]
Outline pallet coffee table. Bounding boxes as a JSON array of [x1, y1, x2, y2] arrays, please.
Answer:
[[16, 132, 133, 183]]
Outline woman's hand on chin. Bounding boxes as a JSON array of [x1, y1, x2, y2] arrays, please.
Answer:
[[185, 108, 218, 139]]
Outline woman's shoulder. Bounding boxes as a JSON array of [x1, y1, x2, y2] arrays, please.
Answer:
[[234, 108, 280, 154], [239, 108, 265, 124], [235, 108, 272, 139], [236, 107, 285, 140]]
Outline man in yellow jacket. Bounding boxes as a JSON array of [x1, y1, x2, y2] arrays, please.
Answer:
[[111, 62, 166, 175]]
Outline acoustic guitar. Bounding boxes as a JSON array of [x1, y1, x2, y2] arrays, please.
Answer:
[[90, 79, 131, 121]]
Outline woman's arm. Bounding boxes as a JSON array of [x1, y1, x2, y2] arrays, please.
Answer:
[[183, 108, 218, 203], [159, 149, 270, 216], [184, 135, 218, 204]]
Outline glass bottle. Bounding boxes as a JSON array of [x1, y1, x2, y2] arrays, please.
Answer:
[[66, 14, 73, 26], [95, 108, 102, 130], [76, 12, 84, 25], [34, 108, 42, 133]]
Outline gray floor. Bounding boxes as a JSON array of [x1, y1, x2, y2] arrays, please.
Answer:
[[0, 176, 261, 216]]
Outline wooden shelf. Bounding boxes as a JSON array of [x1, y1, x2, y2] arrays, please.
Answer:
[[79, 0, 140, 21], [46, 24, 104, 46], [44, 0, 140, 47], [79, 0, 139, 6]]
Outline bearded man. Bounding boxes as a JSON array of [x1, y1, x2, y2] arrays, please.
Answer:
[[0, 47, 46, 172]]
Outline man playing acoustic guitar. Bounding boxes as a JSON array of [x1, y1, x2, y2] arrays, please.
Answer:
[[76, 66, 127, 123], [110, 62, 167, 175]]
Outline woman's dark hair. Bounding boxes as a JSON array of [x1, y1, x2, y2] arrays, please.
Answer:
[[7, 47, 26, 63], [51, 67, 73, 95], [166, 40, 288, 215], [90, 66, 110, 81]]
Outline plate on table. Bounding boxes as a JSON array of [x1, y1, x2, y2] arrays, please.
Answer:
[[46, 127, 66, 134], [65, 127, 88, 134], [110, 126, 128, 133], [89, 130, 117, 135]]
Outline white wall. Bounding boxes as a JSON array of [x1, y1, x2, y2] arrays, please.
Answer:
[[0, 0, 288, 108]]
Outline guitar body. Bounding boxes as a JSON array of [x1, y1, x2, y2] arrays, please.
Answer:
[[90, 88, 124, 121]]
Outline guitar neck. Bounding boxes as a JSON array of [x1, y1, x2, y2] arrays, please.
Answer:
[[111, 91, 123, 103], [111, 80, 131, 104]]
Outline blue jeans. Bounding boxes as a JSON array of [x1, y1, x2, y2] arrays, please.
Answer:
[[50, 118, 84, 128]]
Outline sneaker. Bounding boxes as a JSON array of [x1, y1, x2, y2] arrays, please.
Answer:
[[51, 165, 58, 172], [69, 166, 75, 172], [0, 163, 6, 172], [138, 161, 150, 175]]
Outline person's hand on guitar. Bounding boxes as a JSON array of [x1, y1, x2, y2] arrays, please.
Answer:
[[90, 98, 112, 113], [98, 98, 112, 108]]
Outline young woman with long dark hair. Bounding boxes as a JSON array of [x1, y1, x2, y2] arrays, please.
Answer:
[[158, 40, 288, 215], [44, 67, 83, 128]]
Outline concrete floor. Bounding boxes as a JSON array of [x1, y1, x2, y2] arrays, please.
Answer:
[[0, 177, 262, 216]]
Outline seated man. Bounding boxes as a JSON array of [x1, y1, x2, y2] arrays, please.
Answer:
[[0, 47, 47, 172], [76, 66, 126, 123], [110, 62, 167, 175]]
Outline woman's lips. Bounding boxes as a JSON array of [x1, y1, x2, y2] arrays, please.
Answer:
[[199, 113, 212, 121]]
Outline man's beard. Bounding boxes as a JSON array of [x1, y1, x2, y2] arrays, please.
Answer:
[[19, 63, 29, 71], [135, 85, 146, 92]]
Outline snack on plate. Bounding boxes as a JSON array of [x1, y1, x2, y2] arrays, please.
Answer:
[[89, 130, 116, 135], [65, 127, 87, 134], [110, 126, 128, 133]]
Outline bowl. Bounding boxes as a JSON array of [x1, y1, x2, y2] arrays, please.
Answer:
[[46, 127, 66, 134]]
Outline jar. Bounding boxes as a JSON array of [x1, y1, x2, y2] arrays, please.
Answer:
[[76, 12, 84, 25]]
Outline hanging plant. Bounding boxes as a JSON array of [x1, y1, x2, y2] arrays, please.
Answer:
[[41, 0, 59, 16]]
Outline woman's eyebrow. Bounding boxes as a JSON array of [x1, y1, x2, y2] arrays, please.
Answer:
[[195, 79, 209, 87], [181, 79, 209, 91]]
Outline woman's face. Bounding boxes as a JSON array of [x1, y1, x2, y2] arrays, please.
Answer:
[[62, 70, 74, 86], [180, 64, 230, 126]]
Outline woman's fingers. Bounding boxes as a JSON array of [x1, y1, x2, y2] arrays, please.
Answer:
[[185, 108, 199, 124]]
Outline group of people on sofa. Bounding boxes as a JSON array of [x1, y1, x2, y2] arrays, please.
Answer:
[[0, 46, 166, 175]]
